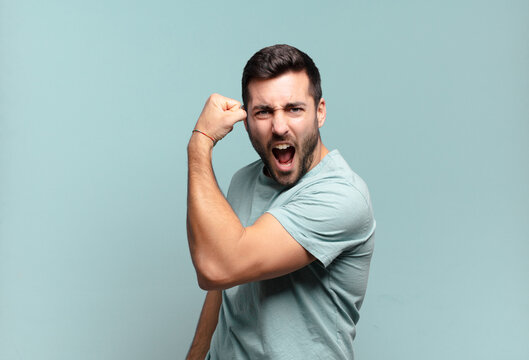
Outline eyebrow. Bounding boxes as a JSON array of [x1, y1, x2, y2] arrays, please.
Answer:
[[252, 104, 274, 112], [251, 102, 307, 111]]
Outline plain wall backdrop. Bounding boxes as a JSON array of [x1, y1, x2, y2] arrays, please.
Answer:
[[1, 0, 528, 359]]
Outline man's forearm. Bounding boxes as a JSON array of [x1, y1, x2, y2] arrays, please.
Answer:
[[187, 134, 245, 289], [186, 290, 222, 360]]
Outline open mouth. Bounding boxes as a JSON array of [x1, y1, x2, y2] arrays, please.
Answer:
[[272, 144, 295, 168]]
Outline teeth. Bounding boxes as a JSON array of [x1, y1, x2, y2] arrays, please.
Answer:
[[274, 144, 291, 150]]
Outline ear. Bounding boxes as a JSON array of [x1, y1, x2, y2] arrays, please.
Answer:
[[243, 113, 249, 132], [317, 98, 326, 128]]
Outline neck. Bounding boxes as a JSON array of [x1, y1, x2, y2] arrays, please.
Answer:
[[308, 139, 328, 172]]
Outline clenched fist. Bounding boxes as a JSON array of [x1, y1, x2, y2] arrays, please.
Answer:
[[192, 93, 247, 145]]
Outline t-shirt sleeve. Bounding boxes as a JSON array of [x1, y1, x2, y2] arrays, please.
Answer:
[[267, 180, 375, 267]]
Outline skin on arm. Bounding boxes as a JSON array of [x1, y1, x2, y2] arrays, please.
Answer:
[[187, 94, 315, 291], [186, 290, 222, 360]]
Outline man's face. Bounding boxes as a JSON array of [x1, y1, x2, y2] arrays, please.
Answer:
[[245, 71, 326, 187]]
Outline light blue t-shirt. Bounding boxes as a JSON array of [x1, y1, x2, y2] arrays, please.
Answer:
[[208, 150, 375, 359]]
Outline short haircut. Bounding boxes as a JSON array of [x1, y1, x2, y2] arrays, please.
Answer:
[[242, 44, 322, 107]]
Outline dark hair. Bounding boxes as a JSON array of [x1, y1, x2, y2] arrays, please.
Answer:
[[242, 44, 322, 107]]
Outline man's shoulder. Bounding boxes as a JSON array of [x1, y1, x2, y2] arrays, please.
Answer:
[[301, 150, 371, 202], [231, 158, 263, 183], [226, 159, 263, 201]]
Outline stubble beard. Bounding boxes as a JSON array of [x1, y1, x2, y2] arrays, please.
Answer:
[[248, 118, 320, 188]]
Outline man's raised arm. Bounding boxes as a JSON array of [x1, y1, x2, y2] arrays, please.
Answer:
[[187, 94, 314, 290]]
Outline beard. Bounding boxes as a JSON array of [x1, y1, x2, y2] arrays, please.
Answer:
[[248, 118, 320, 188]]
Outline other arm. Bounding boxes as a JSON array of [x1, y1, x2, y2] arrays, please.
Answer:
[[186, 290, 222, 360]]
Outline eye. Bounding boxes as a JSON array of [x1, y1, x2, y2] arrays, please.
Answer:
[[287, 107, 304, 114], [254, 110, 272, 119]]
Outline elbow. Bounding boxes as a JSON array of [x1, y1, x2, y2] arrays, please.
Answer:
[[197, 274, 221, 291], [194, 258, 233, 290]]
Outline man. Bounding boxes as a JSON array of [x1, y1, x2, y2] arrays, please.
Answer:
[[186, 44, 375, 359]]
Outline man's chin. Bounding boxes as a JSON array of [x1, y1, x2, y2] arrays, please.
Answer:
[[269, 168, 300, 187], [258, 154, 300, 186]]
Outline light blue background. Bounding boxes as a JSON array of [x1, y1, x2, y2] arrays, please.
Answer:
[[1, 0, 528, 359]]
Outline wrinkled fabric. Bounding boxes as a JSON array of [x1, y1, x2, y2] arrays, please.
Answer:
[[208, 150, 375, 359]]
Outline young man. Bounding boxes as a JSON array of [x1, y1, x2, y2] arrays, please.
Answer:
[[187, 44, 375, 359]]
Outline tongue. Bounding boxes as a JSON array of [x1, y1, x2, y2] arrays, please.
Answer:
[[275, 147, 294, 164]]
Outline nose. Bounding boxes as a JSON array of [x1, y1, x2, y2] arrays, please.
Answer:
[[271, 111, 289, 137]]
